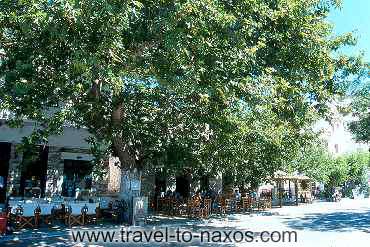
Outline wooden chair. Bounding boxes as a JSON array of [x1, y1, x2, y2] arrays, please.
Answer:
[[188, 198, 202, 218], [39, 203, 55, 226], [265, 198, 272, 209], [15, 203, 40, 229], [109, 200, 125, 223], [52, 203, 66, 223], [251, 198, 261, 212], [65, 203, 86, 227], [225, 199, 233, 214], [84, 203, 98, 224], [110, 200, 125, 223], [235, 199, 243, 213], [164, 198, 172, 215], [218, 197, 227, 215], [202, 199, 212, 218], [171, 198, 181, 216], [177, 200, 188, 216], [256, 198, 271, 211], [242, 197, 252, 213], [186, 198, 193, 217], [257, 199, 265, 211]]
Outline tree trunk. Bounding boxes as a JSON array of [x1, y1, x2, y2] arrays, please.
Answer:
[[111, 103, 143, 224], [119, 168, 142, 224], [111, 137, 143, 224]]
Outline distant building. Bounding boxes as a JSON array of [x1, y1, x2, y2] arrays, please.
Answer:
[[314, 101, 368, 156]]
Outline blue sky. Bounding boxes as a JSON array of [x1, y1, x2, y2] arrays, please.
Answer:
[[329, 0, 370, 62]]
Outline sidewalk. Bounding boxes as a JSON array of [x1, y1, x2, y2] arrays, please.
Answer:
[[0, 213, 258, 244], [0, 215, 207, 244], [2, 199, 370, 246]]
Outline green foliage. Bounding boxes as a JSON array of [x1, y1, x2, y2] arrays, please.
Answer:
[[326, 156, 349, 188], [345, 152, 369, 186], [342, 152, 370, 196], [292, 140, 334, 183], [0, 0, 363, 184], [296, 142, 369, 197], [348, 81, 370, 143]]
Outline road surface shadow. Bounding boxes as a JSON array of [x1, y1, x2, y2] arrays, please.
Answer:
[[285, 210, 370, 232]]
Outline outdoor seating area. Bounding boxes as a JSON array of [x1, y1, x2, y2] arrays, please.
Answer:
[[4, 196, 127, 230], [0, 170, 314, 232], [155, 191, 273, 219]]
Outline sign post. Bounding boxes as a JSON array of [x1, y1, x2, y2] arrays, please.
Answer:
[[132, 196, 148, 226]]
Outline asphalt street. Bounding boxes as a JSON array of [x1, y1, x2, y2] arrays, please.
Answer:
[[1, 198, 370, 247]]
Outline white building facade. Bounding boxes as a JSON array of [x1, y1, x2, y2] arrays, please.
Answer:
[[315, 101, 368, 156]]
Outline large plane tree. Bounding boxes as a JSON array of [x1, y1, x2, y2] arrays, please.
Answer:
[[0, 0, 362, 197]]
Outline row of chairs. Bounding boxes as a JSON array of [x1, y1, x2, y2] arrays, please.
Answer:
[[8, 202, 99, 229], [187, 198, 212, 218], [156, 196, 272, 218], [156, 197, 212, 218], [65, 203, 98, 227]]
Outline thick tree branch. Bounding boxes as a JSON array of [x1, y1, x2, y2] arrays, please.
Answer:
[[111, 102, 137, 170]]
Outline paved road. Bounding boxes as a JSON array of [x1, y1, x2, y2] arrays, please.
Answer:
[[2, 198, 370, 246]]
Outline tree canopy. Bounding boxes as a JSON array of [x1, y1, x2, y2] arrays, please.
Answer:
[[0, 0, 363, 184], [349, 81, 370, 143], [292, 140, 370, 197]]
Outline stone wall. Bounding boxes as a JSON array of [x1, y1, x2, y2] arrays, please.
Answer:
[[45, 146, 64, 197], [6, 143, 23, 196]]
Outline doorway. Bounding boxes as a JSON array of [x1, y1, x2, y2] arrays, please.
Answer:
[[176, 175, 191, 198], [19, 146, 49, 198], [0, 142, 11, 203], [155, 176, 166, 196], [62, 159, 93, 197]]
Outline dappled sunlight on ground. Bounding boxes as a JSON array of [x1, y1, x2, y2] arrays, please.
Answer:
[[1, 198, 370, 246]]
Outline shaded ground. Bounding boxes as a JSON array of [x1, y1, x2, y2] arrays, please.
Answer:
[[286, 210, 370, 232], [1, 198, 370, 246]]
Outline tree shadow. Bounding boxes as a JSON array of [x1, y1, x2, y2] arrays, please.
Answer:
[[2, 236, 72, 247], [284, 210, 370, 232]]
